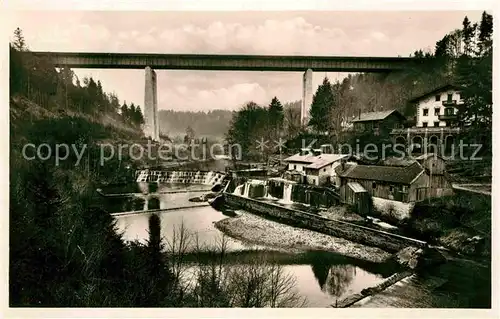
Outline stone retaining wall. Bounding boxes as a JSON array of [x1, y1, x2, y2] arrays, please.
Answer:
[[223, 193, 427, 252], [332, 270, 414, 308]]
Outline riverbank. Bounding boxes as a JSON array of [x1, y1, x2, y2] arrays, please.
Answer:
[[214, 212, 392, 263]]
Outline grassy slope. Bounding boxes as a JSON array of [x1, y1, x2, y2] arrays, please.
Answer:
[[10, 94, 143, 142]]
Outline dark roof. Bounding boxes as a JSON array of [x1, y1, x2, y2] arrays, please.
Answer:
[[378, 156, 418, 167], [335, 163, 355, 176], [415, 153, 445, 161], [351, 109, 404, 123], [337, 162, 425, 185], [409, 84, 459, 103]]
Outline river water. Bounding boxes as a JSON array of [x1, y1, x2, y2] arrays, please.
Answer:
[[104, 182, 389, 307], [103, 181, 491, 308]]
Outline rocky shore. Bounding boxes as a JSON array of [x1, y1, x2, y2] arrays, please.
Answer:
[[214, 211, 392, 263]]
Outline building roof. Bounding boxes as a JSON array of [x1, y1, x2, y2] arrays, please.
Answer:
[[409, 84, 459, 103], [415, 153, 445, 161], [351, 109, 403, 123], [284, 153, 316, 163], [347, 182, 367, 193], [378, 156, 418, 167], [337, 162, 425, 185], [305, 154, 349, 170], [335, 163, 356, 176]]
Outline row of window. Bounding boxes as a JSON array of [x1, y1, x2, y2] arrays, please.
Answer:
[[291, 164, 328, 173], [422, 107, 455, 117], [372, 182, 408, 193], [421, 122, 440, 127], [435, 93, 462, 101], [423, 108, 439, 116]]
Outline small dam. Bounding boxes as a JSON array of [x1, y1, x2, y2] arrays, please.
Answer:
[[135, 169, 226, 186], [230, 178, 340, 207]]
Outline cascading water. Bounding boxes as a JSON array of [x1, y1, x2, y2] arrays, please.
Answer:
[[204, 171, 214, 184], [243, 183, 251, 197], [136, 170, 149, 182], [135, 169, 225, 186], [278, 182, 294, 205], [137, 182, 150, 194], [233, 184, 244, 196]]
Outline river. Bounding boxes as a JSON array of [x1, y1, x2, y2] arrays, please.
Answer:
[[103, 182, 390, 307], [102, 181, 491, 308]]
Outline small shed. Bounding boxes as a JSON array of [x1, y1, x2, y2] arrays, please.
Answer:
[[344, 182, 371, 215]]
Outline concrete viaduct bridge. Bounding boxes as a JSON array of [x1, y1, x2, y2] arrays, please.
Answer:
[[29, 51, 417, 141]]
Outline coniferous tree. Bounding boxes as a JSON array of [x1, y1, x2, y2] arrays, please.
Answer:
[[13, 27, 26, 51], [134, 106, 145, 126], [268, 97, 284, 129], [268, 96, 284, 144], [478, 11, 493, 55], [308, 77, 335, 133], [455, 11, 492, 153], [462, 16, 476, 56], [121, 102, 129, 121]]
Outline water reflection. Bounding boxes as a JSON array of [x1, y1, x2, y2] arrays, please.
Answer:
[[311, 257, 356, 298], [325, 265, 356, 298], [148, 197, 160, 210]]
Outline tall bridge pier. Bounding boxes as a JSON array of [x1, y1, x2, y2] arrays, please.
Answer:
[[301, 69, 313, 127], [144, 66, 159, 141]]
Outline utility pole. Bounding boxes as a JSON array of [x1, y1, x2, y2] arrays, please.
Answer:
[[428, 160, 432, 204]]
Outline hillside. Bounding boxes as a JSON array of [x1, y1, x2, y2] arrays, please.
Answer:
[[158, 109, 233, 139]]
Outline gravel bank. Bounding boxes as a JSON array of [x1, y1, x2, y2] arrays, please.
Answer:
[[215, 211, 392, 263]]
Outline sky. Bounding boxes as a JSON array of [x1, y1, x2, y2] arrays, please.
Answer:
[[9, 10, 484, 112]]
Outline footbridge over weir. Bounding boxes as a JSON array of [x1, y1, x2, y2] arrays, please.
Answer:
[[27, 51, 418, 141]]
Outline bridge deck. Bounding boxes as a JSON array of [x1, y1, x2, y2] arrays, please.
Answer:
[[27, 51, 415, 72]]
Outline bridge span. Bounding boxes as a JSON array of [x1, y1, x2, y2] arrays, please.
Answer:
[[27, 51, 417, 140], [28, 52, 414, 72]]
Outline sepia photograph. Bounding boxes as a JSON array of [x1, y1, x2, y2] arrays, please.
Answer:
[[4, 3, 495, 314]]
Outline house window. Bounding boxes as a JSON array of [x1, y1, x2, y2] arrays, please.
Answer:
[[373, 122, 379, 129], [434, 108, 440, 116], [422, 122, 428, 127], [447, 93, 453, 101], [293, 165, 296, 170], [401, 185, 408, 193], [459, 92, 463, 100], [435, 94, 441, 101], [372, 182, 377, 189], [323, 168, 326, 172], [434, 121, 440, 127], [389, 185, 394, 192], [423, 109, 429, 116]]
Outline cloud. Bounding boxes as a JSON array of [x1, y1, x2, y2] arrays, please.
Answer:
[[152, 17, 351, 55], [370, 31, 388, 41]]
